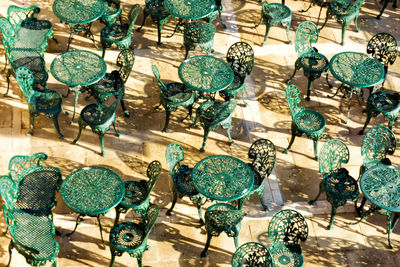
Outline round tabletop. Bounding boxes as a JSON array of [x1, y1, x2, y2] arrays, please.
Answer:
[[61, 167, 125, 216], [53, 0, 105, 24], [51, 50, 107, 87], [192, 155, 254, 201], [179, 55, 234, 93], [360, 164, 400, 213], [329, 52, 384, 88], [164, 0, 215, 20]]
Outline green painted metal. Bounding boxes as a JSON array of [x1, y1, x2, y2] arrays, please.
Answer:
[[164, 0, 215, 20], [197, 100, 238, 152], [109, 204, 159, 267], [283, 84, 326, 160], [201, 203, 245, 257], [53, 0, 105, 24], [255, 1, 292, 46], [114, 161, 162, 225], [100, 4, 140, 58], [232, 242, 273, 267], [165, 143, 204, 222], [319, 0, 365, 45], [152, 64, 195, 132], [15, 67, 63, 139], [377, 0, 398, 18], [100, 0, 122, 26], [219, 42, 254, 106], [269, 242, 304, 267], [183, 21, 216, 59], [192, 154, 254, 202], [238, 139, 276, 211], [309, 139, 359, 229]]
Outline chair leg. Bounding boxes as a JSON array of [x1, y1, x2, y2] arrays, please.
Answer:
[[99, 134, 105, 156], [137, 256, 143, 267], [388, 118, 396, 130], [313, 139, 319, 160], [166, 188, 178, 216], [109, 249, 117, 267], [388, 213, 399, 249], [258, 191, 269, 211], [114, 206, 122, 225], [119, 96, 130, 117], [201, 233, 212, 257], [136, 9, 149, 32], [5, 70, 12, 97], [285, 22, 292, 44], [377, 0, 389, 18], [193, 196, 204, 224], [262, 23, 271, 46], [112, 121, 120, 136], [157, 20, 163, 45], [240, 86, 248, 107], [359, 110, 372, 135], [226, 126, 234, 145], [52, 115, 64, 139], [340, 22, 348, 46], [283, 127, 296, 154], [305, 79, 314, 101], [309, 181, 324, 204], [354, 15, 360, 32], [286, 59, 301, 84], [328, 205, 338, 230], [200, 127, 211, 152], [6, 240, 13, 267], [163, 110, 171, 132], [28, 113, 35, 136], [234, 234, 239, 248], [72, 123, 85, 145], [184, 44, 191, 59]]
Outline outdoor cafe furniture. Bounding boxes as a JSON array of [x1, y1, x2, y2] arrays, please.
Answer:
[[219, 41, 255, 106], [114, 160, 162, 225], [197, 100, 238, 152], [286, 21, 329, 102], [183, 21, 216, 59], [206, 0, 226, 28], [100, 0, 122, 26], [51, 50, 107, 122], [359, 91, 400, 134], [283, 84, 326, 160], [53, 0, 106, 51], [318, 0, 365, 45], [357, 164, 400, 248], [15, 67, 64, 139], [72, 91, 122, 156], [201, 203, 245, 257], [109, 204, 159, 267], [86, 48, 135, 117], [377, 0, 398, 19], [268, 209, 308, 267], [178, 55, 234, 99], [100, 4, 140, 58], [254, 0, 292, 46], [309, 139, 359, 229], [136, 0, 171, 45], [151, 65, 195, 132], [61, 166, 125, 247], [240, 138, 276, 211], [164, 0, 215, 21], [232, 242, 273, 267], [192, 154, 254, 205], [328, 52, 384, 123], [165, 143, 204, 223]]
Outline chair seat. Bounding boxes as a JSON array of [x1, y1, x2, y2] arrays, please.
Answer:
[[294, 109, 326, 134], [323, 168, 359, 202], [198, 101, 234, 125], [92, 72, 123, 95], [119, 180, 148, 208], [174, 165, 198, 196], [12, 211, 58, 261], [164, 83, 194, 105], [299, 52, 329, 74], [269, 243, 304, 267], [81, 103, 116, 125], [368, 92, 400, 114], [101, 24, 128, 42], [12, 55, 48, 86], [329, 0, 353, 16], [104, 4, 121, 17], [147, 3, 170, 19], [30, 91, 62, 113], [220, 74, 244, 94], [110, 222, 145, 252], [205, 203, 244, 231], [265, 4, 291, 21]]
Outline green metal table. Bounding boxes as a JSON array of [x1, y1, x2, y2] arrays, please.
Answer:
[[61, 166, 125, 247], [53, 0, 105, 50], [192, 155, 254, 202], [359, 164, 400, 248], [50, 50, 107, 122], [179, 55, 234, 96], [329, 52, 384, 123], [164, 0, 215, 20]]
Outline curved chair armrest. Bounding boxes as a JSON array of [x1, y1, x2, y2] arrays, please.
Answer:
[[0, 175, 18, 208]]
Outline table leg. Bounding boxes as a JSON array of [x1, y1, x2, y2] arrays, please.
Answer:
[[66, 214, 84, 237], [68, 86, 81, 123], [67, 23, 100, 51], [96, 215, 106, 249], [387, 213, 399, 249]]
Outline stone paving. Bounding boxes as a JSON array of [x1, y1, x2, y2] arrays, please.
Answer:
[[0, 0, 399, 266]]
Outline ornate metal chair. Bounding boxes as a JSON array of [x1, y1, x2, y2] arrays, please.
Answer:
[[15, 67, 63, 139], [286, 21, 329, 101], [109, 204, 159, 267], [219, 42, 254, 106], [165, 143, 204, 222], [100, 4, 140, 58], [136, 0, 171, 45], [184, 21, 216, 59], [197, 100, 238, 152], [205, 0, 226, 28], [254, 0, 292, 46], [309, 139, 359, 229], [100, 0, 122, 26], [318, 0, 365, 45], [114, 160, 162, 225], [72, 92, 122, 156], [268, 209, 308, 267], [283, 85, 326, 160], [232, 242, 273, 267], [152, 65, 195, 132], [86, 49, 135, 117], [377, 0, 398, 18], [201, 203, 245, 257], [238, 139, 276, 211]]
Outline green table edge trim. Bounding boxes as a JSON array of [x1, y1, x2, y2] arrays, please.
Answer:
[[53, 0, 106, 24]]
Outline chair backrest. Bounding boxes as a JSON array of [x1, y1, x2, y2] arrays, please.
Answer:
[[232, 242, 273, 267], [261, 1, 271, 17], [226, 42, 254, 80], [361, 126, 397, 166], [295, 21, 319, 57], [146, 160, 162, 193], [286, 84, 304, 119], [116, 48, 135, 84], [7, 5, 40, 30], [127, 4, 141, 33], [345, 0, 365, 16], [0, 176, 18, 210], [15, 66, 35, 101], [367, 33, 398, 74], [319, 139, 350, 174], [151, 64, 169, 96], [98, 91, 123, 124], [248, 139, 276, 179], [199, 100, 238, 125], [0, 17, 15, 44], [8, 152, 47, 184], [205, 203, 245, 232], [268, 209, 308, 248], [165, 143, 185, 177], [144, 204, 159, 238]]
